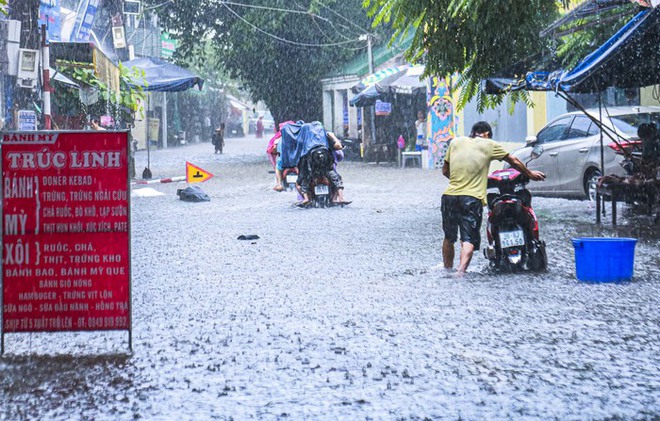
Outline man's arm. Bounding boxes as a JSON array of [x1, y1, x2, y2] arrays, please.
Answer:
[[327, 132, 343, 150], [442, 160, 450, 179], [503, 154, 546, 181]]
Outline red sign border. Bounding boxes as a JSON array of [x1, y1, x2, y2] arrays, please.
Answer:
[[0, 130, 133, 353]]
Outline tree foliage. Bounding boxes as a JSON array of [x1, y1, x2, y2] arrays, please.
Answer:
[[53, 62, 147, 128], [363, 0, 571, 112], [362, 0, 649, 112], [151, 0, 378, 123], [552, 3, 638, 69]]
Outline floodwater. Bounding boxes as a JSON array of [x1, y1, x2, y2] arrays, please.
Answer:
[[2, 136, 659, 420]]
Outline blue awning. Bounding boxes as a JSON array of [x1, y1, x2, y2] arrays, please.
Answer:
[[555, 7, 660, 92], [485, 7, 660, 94], [121, 57, 204, 92]]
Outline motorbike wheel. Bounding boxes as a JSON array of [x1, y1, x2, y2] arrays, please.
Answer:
[[585, 169, 602, 201], [319, 196, 328, 208]]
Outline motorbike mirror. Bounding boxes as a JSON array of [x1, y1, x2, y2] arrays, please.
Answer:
[[530, 145, 544, 160], [525, 135, 538, 146]]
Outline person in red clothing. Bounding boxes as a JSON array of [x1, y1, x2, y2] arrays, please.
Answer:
[[256, 116, 265, 138]]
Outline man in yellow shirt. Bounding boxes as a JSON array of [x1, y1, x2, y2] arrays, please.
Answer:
[[442, 121, 545, 274]]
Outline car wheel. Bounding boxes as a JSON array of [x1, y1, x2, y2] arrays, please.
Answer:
[[584, 169, 602, 201]]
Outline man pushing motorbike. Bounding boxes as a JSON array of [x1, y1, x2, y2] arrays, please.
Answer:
[[441, 121, 545, 274]]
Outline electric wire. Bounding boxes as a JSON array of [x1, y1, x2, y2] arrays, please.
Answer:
[[221, 1, 326, 18], [221, 3, 363, 48], [143, 0, 174, 11], [315, 0, 373, 35]]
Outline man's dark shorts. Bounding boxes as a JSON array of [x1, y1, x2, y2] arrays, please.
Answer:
[[441, 194, 483, 250]]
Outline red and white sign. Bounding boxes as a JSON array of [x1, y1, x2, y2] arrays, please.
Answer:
[[2, 131, 130, 333]]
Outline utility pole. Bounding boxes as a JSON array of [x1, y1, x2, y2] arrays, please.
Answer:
[[365, 34, 377, 147], [41, 24, 51, 130]]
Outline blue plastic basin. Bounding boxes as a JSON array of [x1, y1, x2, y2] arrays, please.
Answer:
[[572, 237, 637, 282]]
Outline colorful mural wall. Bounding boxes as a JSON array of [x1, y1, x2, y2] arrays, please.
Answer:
[[426, 76, 458, 169]]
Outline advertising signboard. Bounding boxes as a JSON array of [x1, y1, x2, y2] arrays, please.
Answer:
[[39, 0, 62, 42], [161, 32, 176, 59], [375, 100, 392, 116], [1, 131, 131, 351], [17, 111, 37, 131], [72, 0, 100, 42]]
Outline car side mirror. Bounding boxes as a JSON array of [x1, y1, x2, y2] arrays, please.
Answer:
[[525, 135, 538, 146], [530, 145, 544, 160]]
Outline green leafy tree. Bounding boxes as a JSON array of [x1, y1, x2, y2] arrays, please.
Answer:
[[364, 0, 640, 112], [1, 0, 7, 16], [151, 0, 378, 123], [52, 62, 147, 128], [363, 0, 568, 111]]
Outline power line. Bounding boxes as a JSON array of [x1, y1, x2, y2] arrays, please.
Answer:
[[308, 13, 367, 51], [222, 3, 363, 48], [143, 0, 174, 11], [221, 1, 325, 18], [315, 0, 373, 36]]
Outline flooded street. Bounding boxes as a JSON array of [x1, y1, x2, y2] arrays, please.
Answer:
[[2, 136, 659, 420]]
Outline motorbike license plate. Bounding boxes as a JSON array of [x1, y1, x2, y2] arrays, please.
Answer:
[[314, 185, 329, 195], [499, 230, 525, 248], [286, 174, 298, 184]]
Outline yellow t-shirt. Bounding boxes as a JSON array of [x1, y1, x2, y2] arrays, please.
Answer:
[[443, 136, 509, 205]]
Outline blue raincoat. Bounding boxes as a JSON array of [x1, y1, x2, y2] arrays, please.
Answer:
[[280, 121, 329, 168]]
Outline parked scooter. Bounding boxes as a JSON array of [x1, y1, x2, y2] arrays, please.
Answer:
[[483, 147, 547, 271]]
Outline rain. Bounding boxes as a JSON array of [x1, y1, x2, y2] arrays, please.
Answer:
[[1, 0, 660, 419]]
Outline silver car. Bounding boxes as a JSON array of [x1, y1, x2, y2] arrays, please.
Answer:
[[509, 106, 660, 200]]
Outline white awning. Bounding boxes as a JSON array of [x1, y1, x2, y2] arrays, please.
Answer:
[[229, 99, 248, 110], [50, 68, 79, 89]]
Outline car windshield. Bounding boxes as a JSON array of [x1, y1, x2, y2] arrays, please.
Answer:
[[610, 112, 660, 136]]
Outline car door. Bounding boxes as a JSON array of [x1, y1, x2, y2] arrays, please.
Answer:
[[557, 116, 599, 193], [528, 116, 572, 192]]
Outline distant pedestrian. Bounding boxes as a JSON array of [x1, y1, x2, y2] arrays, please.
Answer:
[[256, 116, 264, 138], [212, 123, 225, 154], [415, 111, 427, 151]]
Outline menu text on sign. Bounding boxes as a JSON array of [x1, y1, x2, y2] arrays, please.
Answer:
[[2, 131, 131, 334]]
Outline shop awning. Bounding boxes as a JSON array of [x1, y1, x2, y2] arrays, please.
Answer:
[[350, 65, 426, 107], [122, 56, 204, 92], [226, 94, 249, 110], [351, 65, 411, 94], [50, 67, 79, 88], [485, 6, 660, 94], [554, 7, 660, 93]]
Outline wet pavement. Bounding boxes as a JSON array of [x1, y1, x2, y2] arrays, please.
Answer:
[[2, 136, 659, 420]]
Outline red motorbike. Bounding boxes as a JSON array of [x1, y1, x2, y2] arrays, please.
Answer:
[[306, 176, 333, 208], [484, 165, 547, 272]]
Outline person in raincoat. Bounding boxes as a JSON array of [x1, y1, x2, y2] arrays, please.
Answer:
[[280, 121, 349, 206], [212, 123, 225, 154], [267, 121, 295, 191]]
